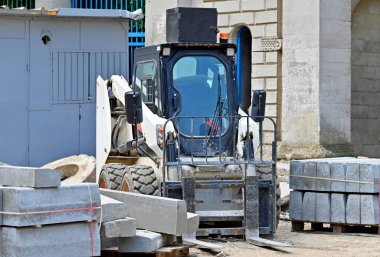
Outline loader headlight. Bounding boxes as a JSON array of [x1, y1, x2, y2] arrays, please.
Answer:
[[156, 125, 164, 149]]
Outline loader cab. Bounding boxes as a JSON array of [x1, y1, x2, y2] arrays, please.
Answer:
[[133, 44, 238, 157]]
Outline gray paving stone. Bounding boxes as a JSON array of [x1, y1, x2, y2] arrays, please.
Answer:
[[316, 162, 330, 191], [289, 191, 303, 221], [100, 218, 136, 238], [359, 164, 380, 193], [302, 192, 316, 222], [330, 163, 346, 192], [118, 230, 164, 253], [0, 166, 61, 188], [345, 163, 360, 193], [186, 212, 199, 234], [360, 195, 379, 225], [100, 195, 128, 222], [1, 183, 101, 227], [289, 161, 304, 190], [316, 193, 330, 223], [303, 162, 317, 191], [101, 189, 187, 235], [346, 194, 360, 224], [331, 194, 346, 224], [1, 221, 100, 257]]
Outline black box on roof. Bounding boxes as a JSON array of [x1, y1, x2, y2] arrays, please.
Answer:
[[166, 7, 218, 44]]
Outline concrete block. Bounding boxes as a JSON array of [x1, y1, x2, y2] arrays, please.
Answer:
[[289, 191, 303, 221], [101, 189, 187, 235], [0, 166, 61, 188], [118, 230, 164, 253], [330, 163, 346, 192], [331, 194, 346, 224], [100, 195, 128, 222], [360, 195, 379, 225], [101, 237, 117, 250], [100, 218, 136, 238], [315, 193, 330, 223], [346, 194, 360, 224], [186, 212, 199, 234], [316, 162, 330, 191], [302, 192, 316, 222], [303, 162, 317, 191], [289, 161, 304, 190], [359, 164, 380, 193], [1, 183, 101, 227], [345, 163, 360, 193], [1, 222, 100, 257]]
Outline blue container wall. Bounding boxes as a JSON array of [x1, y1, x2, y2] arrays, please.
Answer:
[[72, 0, 145, 82]]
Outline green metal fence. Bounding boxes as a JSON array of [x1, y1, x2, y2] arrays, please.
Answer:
[[0, 0, 34, 8]]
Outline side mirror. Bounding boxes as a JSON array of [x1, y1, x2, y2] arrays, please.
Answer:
[[251, 90, 266, 123], [125, 91, 143, 124]]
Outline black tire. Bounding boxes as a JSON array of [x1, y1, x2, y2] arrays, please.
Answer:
[[256, 164, 281, 230], [98, 163, 127, 190], [127, 165, 160, 196]]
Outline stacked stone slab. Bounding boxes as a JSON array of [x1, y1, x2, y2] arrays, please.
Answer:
[[289, 158, 380, 226], [0, 166, 101, 257]]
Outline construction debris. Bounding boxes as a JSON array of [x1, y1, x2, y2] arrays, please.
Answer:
[[42, 154, 96, 183]]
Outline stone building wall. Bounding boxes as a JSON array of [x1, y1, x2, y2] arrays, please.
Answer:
[[351, 0, 380, 157]]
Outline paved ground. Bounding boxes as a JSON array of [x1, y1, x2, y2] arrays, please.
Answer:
[[190, 220, 380, 257]]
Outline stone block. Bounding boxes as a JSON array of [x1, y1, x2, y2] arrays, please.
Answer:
[[316, 162, 330, 191], [289, 161, 304, 190], [218, 14, 229, 27], [250, 25, 265, 38], [214, 0, 240, 13], [252, 64, 277, 77], [303, 162, 317, 191], [315, 193, 330, 223], [100, 218, 136, 238], [265, 24, 278, 37], [100, 189, 187, 235], [346, 194, 360, 224], [186, 212, 199, 234], [0, 166, 61, 188], [118, 230, 164, 253], [289, 191, 303, 221], [360, 195, 379, 225], [330, 163, 346, 192], [359, 164, 380, 193], [331, 193, 346, 224], [101, 237, 117, 250], [1, 183, 101, 227], [345, 163, 360, 193], [100, 195, 128, 222], [254, 10, 277, 24], [241, 0, 265, 11], [230, 12, 254, 26], [1, 222, 100, 257], [302, 192, 316, 222]]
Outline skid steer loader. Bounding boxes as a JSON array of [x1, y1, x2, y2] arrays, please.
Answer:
[[96, 7, 282, 245]]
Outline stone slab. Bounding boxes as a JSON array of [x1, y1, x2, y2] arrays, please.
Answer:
[[345, 163, 360, 193], [118, 230, 164, 253], [360, 195, 379, 225], [289, 161, 304, 190], [331, 194, 346, 224], [359, 164, 380, 193], [100, 237, 117, 250], [303, 162, 317, 191], [100, 195, 128, 222], [1, 183, 101, 227], [100, 218, 136, 238], [101, 189, 187, 235], [0, 166, 61, 188], [1, 221, 100, 257], [186, 212, 199, 234], [315, 193, 330, 223], [316, 162, 330, 191], [346, 194, 360, 224], [302, 192, 316, 222], [330, 163, 346, 192], [289, 191, 303, 221]]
